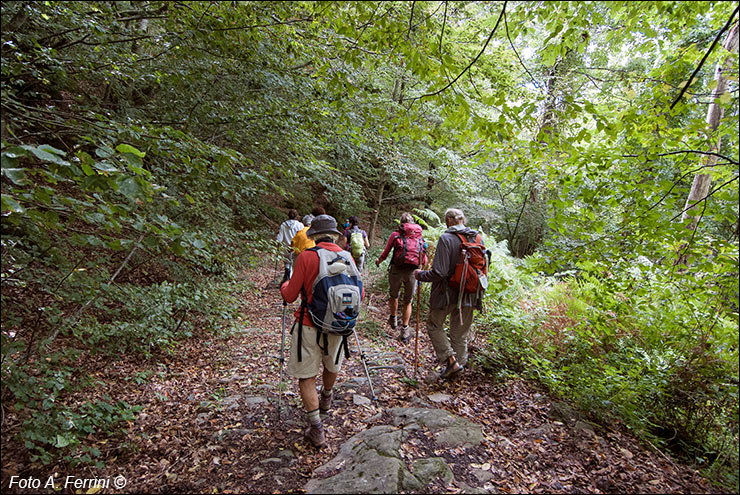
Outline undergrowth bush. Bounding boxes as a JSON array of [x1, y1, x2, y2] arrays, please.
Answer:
[[478, 247, 739, 490], [1, 269, 255, 467]]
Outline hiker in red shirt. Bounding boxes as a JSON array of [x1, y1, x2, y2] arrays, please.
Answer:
[[280, 214, 363, 449], [376, 212, 427, 343]]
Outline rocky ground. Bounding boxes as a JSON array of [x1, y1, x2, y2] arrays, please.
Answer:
[[1, 263, 725, 493]]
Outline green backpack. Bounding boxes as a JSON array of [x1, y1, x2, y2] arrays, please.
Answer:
[[349, 228, 364, 259]]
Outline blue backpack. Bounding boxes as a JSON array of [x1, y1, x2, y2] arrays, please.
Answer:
[[298, 247, 363, 363]]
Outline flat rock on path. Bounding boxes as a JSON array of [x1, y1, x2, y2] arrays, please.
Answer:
[[306, 408, 484, 494]]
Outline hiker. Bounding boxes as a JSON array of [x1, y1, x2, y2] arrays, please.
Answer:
[[276, 209, 303, 276], [414, 208, 487, 380], [376, 212, 427, 343], [292, 214, 315, 255], [280, 214, 364, 449], [291, 207, 325, 256], [344, 215, 370, 272]]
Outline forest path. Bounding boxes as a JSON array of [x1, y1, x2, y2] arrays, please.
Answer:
[[70, 261, 719, 494]]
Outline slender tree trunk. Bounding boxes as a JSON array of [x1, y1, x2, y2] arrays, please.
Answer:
[[681, 22, 738, 231], [678, 22, 738, 264], [425, 161, 436, 207], [368, 168, 386, 242]]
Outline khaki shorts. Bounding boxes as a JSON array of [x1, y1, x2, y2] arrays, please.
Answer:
[[287, 323, 345, 379], [388, 264, 417, 305]]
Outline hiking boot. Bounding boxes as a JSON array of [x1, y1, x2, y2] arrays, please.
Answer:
[[319, 389, 334, 413], [398, 325, 411, 344], [388, 315, 397, 330], [304, 423, 327, 449], [440, 361, 463, 380]]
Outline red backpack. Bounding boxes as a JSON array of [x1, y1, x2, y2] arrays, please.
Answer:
[[392, 223, 428, 268], [448, 232, 490, 295]]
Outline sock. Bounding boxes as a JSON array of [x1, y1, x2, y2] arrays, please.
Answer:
[[306, 408, 321, 426], [320, 387, 332, 397]]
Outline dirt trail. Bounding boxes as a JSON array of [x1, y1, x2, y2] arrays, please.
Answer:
[[1, 263, 721, 494]]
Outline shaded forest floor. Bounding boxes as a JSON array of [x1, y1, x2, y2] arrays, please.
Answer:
[[1, 262, 726, 494]]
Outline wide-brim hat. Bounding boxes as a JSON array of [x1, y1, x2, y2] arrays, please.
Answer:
[[306, 214, 342, 240]]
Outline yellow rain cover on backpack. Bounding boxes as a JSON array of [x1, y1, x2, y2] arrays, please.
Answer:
[[292, 226, 315, 254]]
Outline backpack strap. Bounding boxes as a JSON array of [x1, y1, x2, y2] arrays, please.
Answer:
[[335, 335, 350, 364]]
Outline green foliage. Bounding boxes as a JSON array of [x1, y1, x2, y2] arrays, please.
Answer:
[[480, 246, 739, 487], [1, 1, 738, 488]]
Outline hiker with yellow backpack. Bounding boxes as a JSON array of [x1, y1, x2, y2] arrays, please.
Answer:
[[414, 208, 490, 381], [292, 207, 326, 256]]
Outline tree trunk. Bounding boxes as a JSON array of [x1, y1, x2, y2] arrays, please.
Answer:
[[425, 161, 436, 207], [677, 22, 738, 265], [367, 168, 386, 243], [681, 22, 739, 231]]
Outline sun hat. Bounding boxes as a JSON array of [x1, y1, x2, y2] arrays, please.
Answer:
[[306, 214, 342, 240]]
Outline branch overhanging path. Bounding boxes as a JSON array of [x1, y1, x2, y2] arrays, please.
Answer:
[[410, 1, 507, 102]]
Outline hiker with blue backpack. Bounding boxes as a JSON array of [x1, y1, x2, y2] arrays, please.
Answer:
[[376, 212, 428, 343], [280, 214, 365, 449], [414, 208, 490, 380], [344, 215, 370, 272]]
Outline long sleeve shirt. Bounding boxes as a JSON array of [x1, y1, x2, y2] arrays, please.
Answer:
[[377, 231, 402, 264], [277, 219, 303, 247]]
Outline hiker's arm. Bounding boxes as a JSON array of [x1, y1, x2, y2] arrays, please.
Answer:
[[280, 252, 308, 303], [364, 233, 370, 249], [416, 235, 452, 283], [376, 233, 397, 264]]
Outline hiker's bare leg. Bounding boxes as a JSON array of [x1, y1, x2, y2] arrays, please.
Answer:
[[401, 301, 412, 326], [388, 297, 398, 318], [299, 377, 319, 411], [322, 369, 338, 391]]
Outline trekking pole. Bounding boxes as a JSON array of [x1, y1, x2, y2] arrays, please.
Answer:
[[352, 329, 377, 401], [414, 280, 421, 380], [458, 251, 469, 326], [279, 300, 287, 418]]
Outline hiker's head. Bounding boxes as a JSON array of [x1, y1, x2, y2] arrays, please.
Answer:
[[399, 212, 414, 225], [288, 209, 299, 220], [302, 214, 314, 225], [311, 206, 326, 217], [348, 215, 360, 227], [444, 208, 465, 227], [306, 214, 342, 243]]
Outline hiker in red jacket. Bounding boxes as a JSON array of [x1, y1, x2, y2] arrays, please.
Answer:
[[280, 214, 363, 449], [376, 212, 427, 343]]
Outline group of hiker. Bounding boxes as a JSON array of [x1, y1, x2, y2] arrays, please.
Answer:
[[275, 207, 489, 449]]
